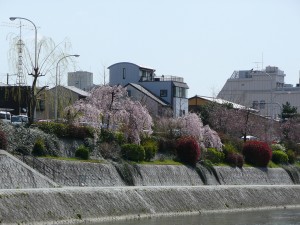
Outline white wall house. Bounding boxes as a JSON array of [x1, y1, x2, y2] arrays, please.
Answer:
[[217, 66, 300, 120], [108, 62, 189, 117]]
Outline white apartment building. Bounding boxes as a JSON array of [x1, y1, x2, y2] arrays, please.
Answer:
[[68, 71, 93, 91], [217, 66, 300, 120]]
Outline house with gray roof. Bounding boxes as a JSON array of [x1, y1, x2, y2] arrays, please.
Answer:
[[48, 85, 90, 120]]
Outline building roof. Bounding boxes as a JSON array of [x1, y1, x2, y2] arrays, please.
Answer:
[[50, 85, 90, 97], [125, 83, 168, 106], [63, 86, 90, 97], [108, 62, 156, 71], [173, 81, 189, 89], [189, 95, 258, 112]]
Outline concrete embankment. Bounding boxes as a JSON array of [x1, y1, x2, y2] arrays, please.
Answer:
[[37, 158, 298, 187], [0, 151, 57, 189], [0, 185, 299, 224]]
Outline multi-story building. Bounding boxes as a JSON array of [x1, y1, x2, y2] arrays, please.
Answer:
[[217, 66, 300, 119], [68, 71, 94, 91], [108, 62, 189, 117]]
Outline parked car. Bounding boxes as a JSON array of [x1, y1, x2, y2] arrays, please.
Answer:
[[11, 115, 28, 126], [0, 111, 11, 123], [240, 135, 258, 141]]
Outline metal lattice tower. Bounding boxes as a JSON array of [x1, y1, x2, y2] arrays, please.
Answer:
[[16, 21, 26, 86]]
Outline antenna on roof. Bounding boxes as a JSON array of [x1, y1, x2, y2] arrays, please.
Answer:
[[262, 52, 264, 70], [253, 62, 261, 70]]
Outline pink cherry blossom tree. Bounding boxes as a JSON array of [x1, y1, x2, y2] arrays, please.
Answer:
[[66, 85, 152, 144], [154, 112, 222, 151]]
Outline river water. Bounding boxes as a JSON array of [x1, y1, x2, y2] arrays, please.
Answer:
[[83, 208, 300, 225]]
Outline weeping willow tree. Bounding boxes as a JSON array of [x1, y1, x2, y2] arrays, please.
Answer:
[[7, 31, 78, 123]]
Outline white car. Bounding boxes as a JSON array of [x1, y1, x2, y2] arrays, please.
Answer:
[[240, 135, 258, 141], [11, 115, 28, 126], [0, 111, 11, 123]]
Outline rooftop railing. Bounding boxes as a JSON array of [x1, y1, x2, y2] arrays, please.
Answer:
[[158, 75, 184, 82]]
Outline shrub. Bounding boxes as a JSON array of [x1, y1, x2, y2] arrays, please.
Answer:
[[157, 137, 177, 155], [0, 130, 8, 150], [223, 143, 238, 155], [68, 125, 94, 139], [242, 141, 272, 167], [15, 145, 30, 155], [272, 150, 289, 164], [142, 140, 158, 161], [114, 132, 126, 145], [205, 148, 225, 164], [271, 143, 286, 152], [287, 150, 296, 164], [121, 144, 145, 162], [75, 145, 90, 160], [32, 139, 46, 156], [176, 136, 201, 166], [99, 129, 115, 143], [226, 153, 244, 168], [37, 122, 93, 139]]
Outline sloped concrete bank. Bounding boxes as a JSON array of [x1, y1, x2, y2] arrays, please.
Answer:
[[37, 158, 299, 187], [0, 151, 58, 189], [0, 185, 299, 224]]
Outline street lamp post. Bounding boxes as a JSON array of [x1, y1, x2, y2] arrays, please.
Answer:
[[10, 17, 37, 75], [9, 17, 38, 123], [55, 54, 80, 121]]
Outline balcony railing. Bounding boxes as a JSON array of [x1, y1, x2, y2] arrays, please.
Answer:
[[157, 75, 184, 82]]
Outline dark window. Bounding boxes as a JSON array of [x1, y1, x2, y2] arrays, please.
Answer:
[[127, 90, 131, 97], [160, 89, 168, 97], [260, 100, 265, 109], [122, 68, 126, 79], [37, 100, 45, 111], [252, 101, 259, 109]]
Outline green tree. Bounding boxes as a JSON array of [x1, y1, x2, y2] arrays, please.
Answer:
[[281, 102, 298, 120]]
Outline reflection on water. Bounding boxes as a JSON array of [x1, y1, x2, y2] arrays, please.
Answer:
[[84, 208, 300, 225]]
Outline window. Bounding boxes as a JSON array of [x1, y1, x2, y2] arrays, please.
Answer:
[[173, 87, 187, 98], [260, 100, 266, 109], [160, 89, 168, 97], [127, 90, 131, 97], [122, 68, 126, 79], [252, 101, 259, 109]]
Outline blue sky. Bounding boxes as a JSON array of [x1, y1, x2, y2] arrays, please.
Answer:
[[1, 0, 300, 97]]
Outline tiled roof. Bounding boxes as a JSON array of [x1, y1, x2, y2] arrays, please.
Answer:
[[190, 95, 258, 112]]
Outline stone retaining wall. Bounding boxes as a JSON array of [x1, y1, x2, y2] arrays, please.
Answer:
[[0, 185, 299, 224]]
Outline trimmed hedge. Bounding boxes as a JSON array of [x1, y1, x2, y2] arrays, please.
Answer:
[[205, 148, 225, 164], [272, 150, 288, 164], [287, 150, 296, 164], [142, 140, 158, 161], [176, 136, 201, 166], [243, 141, 272, 167], [32, 139, 46, 156], [121, 144, 145, 162], [37, 122, 94, 139], [226, 152, 244, 168], [75, 145, 90, 160]]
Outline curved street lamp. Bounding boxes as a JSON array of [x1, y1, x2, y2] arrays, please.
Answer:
[[9, 17, 39, 123], [10, 17, 38, 73], [55, 54, 80, 121]]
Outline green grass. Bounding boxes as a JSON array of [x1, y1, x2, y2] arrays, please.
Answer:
[[40, 156, 104, 163], [139, 159, 183, 165]]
